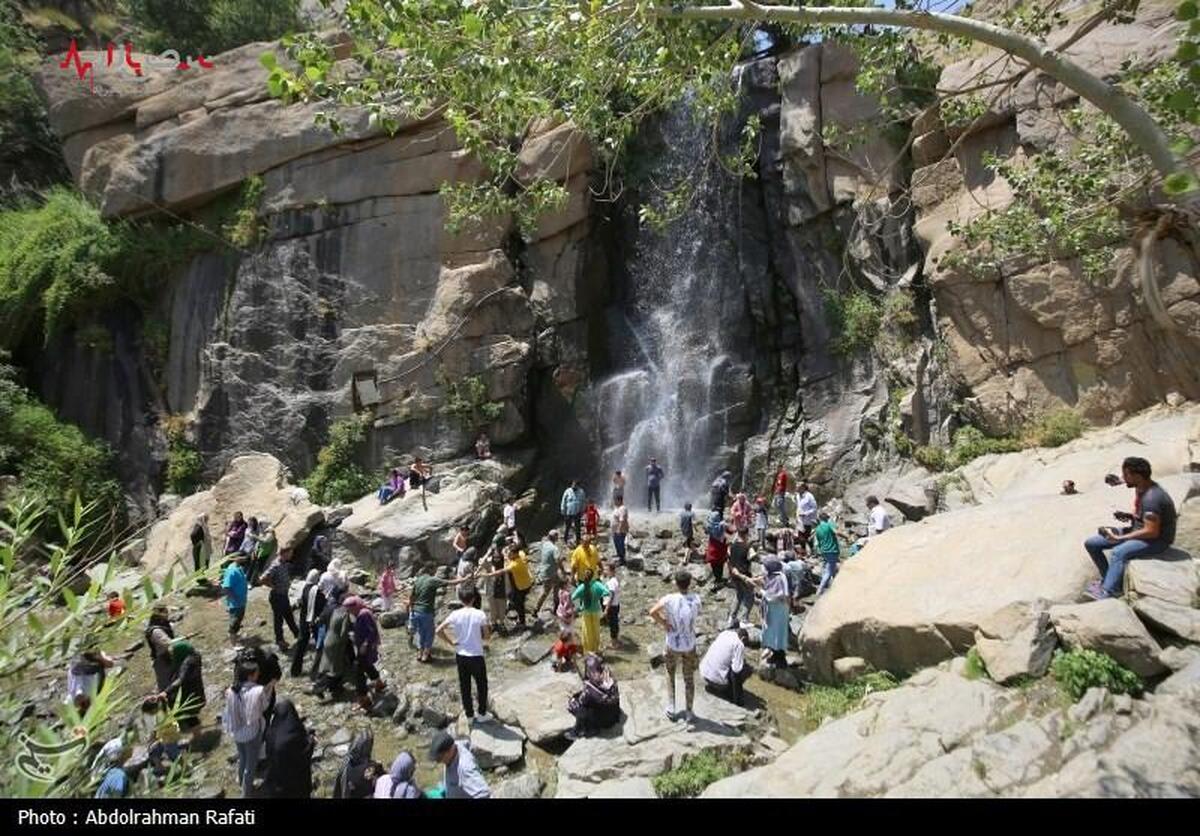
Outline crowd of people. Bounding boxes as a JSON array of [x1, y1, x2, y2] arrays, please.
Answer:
[[77, 443, 1181, 801]]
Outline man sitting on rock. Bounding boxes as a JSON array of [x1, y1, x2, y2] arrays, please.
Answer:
[[1083, 456, 1177, 600]]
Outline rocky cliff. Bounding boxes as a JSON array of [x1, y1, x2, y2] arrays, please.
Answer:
[[30, 5, 1200, 511]]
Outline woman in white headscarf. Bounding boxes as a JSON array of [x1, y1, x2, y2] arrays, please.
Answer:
[[291, 569, 325, 678], [374, 751, 422, 799]]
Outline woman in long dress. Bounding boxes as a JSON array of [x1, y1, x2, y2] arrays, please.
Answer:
[[571, 571, 609, 655], [760, 558, 790, 667]]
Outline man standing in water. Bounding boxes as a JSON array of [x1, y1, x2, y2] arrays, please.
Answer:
[[646, 457, 664, 513]]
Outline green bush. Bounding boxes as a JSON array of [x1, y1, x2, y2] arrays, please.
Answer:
[[123, 0, 302, 57], [913, 445, 948, 471], [1050, 648, 1143, 701], [796, 671, 900, 733], [302, 414, 375, 505], [162, 417, 203, 496], [0, 353, 123, 528], [438, 373, 505, 433], [0, 5, 67, 188], [948, 425, 1022, 468], [824, 290, 882, 355], [964, 647, 989, 681], [1024, 408, 1086, 449], [222, 176, 266, 248], [0, 189, 211, 350], [652, 749, 748, 798]]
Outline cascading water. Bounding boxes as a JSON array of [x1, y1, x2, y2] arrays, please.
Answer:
[[589, 71, 757, 511]]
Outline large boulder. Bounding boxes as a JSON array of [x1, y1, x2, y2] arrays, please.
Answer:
[[1125, 554, 1199, 608], [1131, 597, 1200, 644], [1049, 600, 1167, 679], [468, 721, 526, 769], [336, 455, 531, 567], [140, 454, 324, 580]]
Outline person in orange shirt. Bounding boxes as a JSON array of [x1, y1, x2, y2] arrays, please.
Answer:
[[106, 590, 126, 620]]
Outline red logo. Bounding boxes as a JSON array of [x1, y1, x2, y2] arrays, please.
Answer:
[[57, 39, 216, 93]]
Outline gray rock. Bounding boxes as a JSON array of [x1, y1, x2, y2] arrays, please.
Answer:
[[1132, 596, 1200, 643], [325, 506, 354, 527], [517, 639, 552, 666], [625, 555, 645, 571], [1124, 553, 1199, 607], [1156, 657, 1200, 696], [391, 692, 412, 724], [329, 728, 352, 747], [379, 609, 408, 629], [1049, 600, 1167, 678], [1159, 644, 1200, 672], [974, 604, 1058, 684], [491, 665, 579, 744], [1068, 688, 1111, 723], [469, 720, 526, 769], [833, 657, 870, 682], [1113, 694, 1133, 714], [492, 772, 544, 799], [645, 643, 665, 667]]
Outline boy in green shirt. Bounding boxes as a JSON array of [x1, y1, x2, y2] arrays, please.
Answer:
[[813, 512, 842, 595]]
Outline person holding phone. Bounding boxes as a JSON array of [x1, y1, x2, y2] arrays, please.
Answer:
[[1083, 457, 1177, 600]]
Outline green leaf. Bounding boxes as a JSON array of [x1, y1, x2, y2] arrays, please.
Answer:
[[1178, 41, 1199, 62], [462, 13, 483, 38], [1170, 136, 1196, 155], [267, 75, 283, 97], [305, 65, 322, 82], [1178, 0, 1198, 21], [1164, 170, 1200, 195], [1167, 88, 1196, 113], [259, 51, 277, 70], [62, 587, 77, 613]]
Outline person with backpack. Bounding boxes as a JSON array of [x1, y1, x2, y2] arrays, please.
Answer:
[[144, 604, 175, 692], [650, 570, 702, 726], [437, 587, 492, 722], [333, 731, 382, 799], [374, 751, 422, 799], [223, 661, 273, 797], [710, 471, 732, 514], [262, 698, 315, 798], [566, 654, 620, 740]]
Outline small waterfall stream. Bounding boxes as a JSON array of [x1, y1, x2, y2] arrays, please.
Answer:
[[589, 71, 756, 510]]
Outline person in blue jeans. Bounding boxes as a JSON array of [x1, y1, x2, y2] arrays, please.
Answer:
[[812, 513, 841, 595], [407, 563, 468, 663], [1083, 456, 1176, 600]]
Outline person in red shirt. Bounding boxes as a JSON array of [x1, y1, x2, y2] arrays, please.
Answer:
[[583, 501, 600, 538], [773, 465, 790, 527], [106, 591, 126, 620], [552, 629, 581, 673]]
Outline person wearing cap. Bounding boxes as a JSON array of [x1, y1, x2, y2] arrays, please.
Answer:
[[221, 554, 249, 640], [428, 731, 490, 799]]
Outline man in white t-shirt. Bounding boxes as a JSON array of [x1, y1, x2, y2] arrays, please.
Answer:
[[700, 627, 751, 707], [649, 570, 702, 725], [611, 498, 630, 566], [436, 587, 492, 722], [866, 496, 892, 537], [795, 482, 819, 551]]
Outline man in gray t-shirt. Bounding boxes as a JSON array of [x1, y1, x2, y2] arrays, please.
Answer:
[[1083, 456, 1177, 600], [259, 549, 299, 649]]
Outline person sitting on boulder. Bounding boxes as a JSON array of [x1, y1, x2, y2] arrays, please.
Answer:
[[408, 457, 432, 491], [475, 433, 492, 460], [377, 469, 406, 505], [224, 512, 248, 554], [566, 654, 620, 741], [1084, 456, 1177, 600]]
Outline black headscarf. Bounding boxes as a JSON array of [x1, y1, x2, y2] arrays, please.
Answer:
[[333, 730, 377, 799], [262, 699, 313, 798]]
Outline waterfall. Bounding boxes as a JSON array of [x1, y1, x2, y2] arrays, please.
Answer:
[[590, 71, 756, 511]]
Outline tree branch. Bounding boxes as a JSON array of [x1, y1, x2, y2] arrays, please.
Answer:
[[651, 2, 1191, 189]]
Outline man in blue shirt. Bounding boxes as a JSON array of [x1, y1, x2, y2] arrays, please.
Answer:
[[222, 554, 249, 640], [560, 480, 586, 546], [646, 457, 664, 513]]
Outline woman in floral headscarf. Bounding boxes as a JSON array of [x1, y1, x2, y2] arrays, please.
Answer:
[[565, 653, 620, 740]]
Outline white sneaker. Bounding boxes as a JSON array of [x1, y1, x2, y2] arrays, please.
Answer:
[[476, 712, 492, 723]]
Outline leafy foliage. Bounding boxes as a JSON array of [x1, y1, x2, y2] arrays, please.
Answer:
[[1023, 408, 1086, 448], [162, 416, 202, 496], [0, 188, 212, 350], [964, 647, 989, 681], [302, 414, 374, 505], [122, 0, 302, 57], [221, 176, 267, 249], [823, 290, 882, 356], [913, 444, 948, 472], [651, 749, 749, 799], [0, 495, 203, 796], [0, 4, 68, 191], [438, 373, 505, 433], [795, 671, 900, 733], [0, 352, 123, 531], [1050, 648, 1143, 701]]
